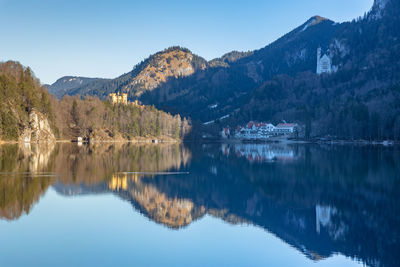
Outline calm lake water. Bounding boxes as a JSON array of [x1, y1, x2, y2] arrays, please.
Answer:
[[0, 142, 399, 267]]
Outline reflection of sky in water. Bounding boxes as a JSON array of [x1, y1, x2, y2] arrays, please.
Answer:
[[0, 188, 361, 267], [1, 143, 399, 266]]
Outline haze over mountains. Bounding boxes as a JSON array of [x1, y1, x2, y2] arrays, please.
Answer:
[[46, 0, 400, 140]]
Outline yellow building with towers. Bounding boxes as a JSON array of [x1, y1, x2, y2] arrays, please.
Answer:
[[109, 92, 128, 105]]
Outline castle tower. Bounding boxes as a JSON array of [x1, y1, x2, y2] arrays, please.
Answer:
[[316, 47, 322, 74], [316, 47, 332, 75], [109, 92, 129, 105]]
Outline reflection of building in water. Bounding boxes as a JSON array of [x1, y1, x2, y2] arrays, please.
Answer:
[[109, 174, 128, 191], [109, 173, 148, 191], [316, 205, 334, 234], [315, 204, 346, 241], [223, 144, 296, 162]]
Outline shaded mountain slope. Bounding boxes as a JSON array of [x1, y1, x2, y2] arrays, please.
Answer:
[[46, 76, 109, 99], [66, 46, 208, 100]]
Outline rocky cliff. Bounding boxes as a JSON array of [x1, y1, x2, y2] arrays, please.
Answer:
[[0, 61, 57, 142], [20, 110, 56, 143]]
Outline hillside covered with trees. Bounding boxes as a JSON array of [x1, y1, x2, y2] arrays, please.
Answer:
[[53, 95, 190, 141], [0, 61, 56, 140], [143, 0, 400, 140], [0, 61, 190, 142]]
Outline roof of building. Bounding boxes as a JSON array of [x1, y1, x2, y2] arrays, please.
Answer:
[[276, 123, 297, 128]]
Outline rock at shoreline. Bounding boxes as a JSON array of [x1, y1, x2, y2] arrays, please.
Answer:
[[20, 110, 56, 143]]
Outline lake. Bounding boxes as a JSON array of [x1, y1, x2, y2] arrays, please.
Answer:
[[0, 142, 399, 267]]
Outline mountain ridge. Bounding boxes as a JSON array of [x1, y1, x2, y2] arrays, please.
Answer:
[[45, 0, 400, 140], [46, 76, 109, 99], [55, 46, 208, 100]]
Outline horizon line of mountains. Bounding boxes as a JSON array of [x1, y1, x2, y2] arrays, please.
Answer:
[[22, 0, 400, 140]]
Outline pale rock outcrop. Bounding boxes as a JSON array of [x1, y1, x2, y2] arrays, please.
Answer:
[[20, 110, 56, 143], [20, 142, 56, 172]]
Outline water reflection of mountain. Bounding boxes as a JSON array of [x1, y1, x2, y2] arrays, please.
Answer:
[[220, 145, 399, 266], [60, 143, 398, 267], [0, 143, 191, 220], [173, 144, 400, 267], [54, 174, 204, 229], [1, 143, 399, 267]]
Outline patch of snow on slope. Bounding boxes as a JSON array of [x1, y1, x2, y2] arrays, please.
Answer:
[[301, 18, 316, 32]]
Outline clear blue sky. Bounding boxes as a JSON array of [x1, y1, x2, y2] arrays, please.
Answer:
[[0, 0, 374, 84]]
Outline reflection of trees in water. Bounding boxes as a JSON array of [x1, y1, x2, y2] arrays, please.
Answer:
[[1, 143, 399, 266], [140, 144, 400, 267], [0, 143, 56, 220], [54, 143, 191, 186], [121, 177, 204, 229], [0, 143, 191, 220]]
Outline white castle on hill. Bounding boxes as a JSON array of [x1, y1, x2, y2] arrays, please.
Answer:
[[316, 47, 332, 75]]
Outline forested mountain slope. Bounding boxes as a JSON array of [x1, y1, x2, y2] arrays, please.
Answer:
[[0, 61, 190, 142], [62, 47, 208, 100], [46, 0, 400, 140], [46, 76, 109, 99], [232, 0, 400, 140]]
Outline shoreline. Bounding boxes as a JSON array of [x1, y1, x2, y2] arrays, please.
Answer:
[[203, 138, 399, 146], [1, 137, 398, 146], [0, 137, 180, 145]]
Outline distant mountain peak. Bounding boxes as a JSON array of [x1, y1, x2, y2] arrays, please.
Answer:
[[309, 15, 328, 23], [46, 76, 109, 99], [300, 16, 330, 32], [123, 46, 207, 95]]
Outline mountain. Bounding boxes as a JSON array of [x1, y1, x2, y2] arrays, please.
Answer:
[[0, 61, 190, 142], [63, 16, 341, 123], [144, 0, 400, 140], [65, 46, 208, 99], [232, 0, 400, 140], [51, 16, 341, 123], [208, 50, 254, 67], [139, 15, 342, 123], [49, 0, 400, 140], [46, 76, 109, 99]]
